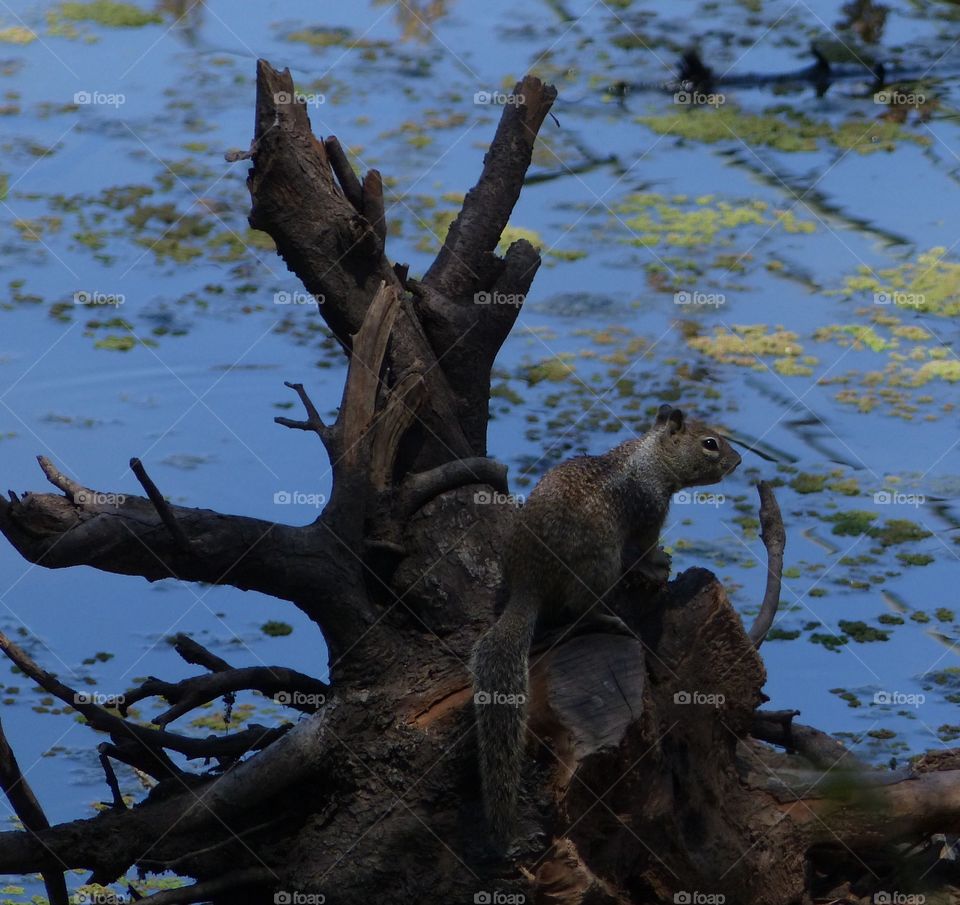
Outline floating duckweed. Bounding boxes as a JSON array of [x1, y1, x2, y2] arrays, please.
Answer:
[[0, 26, 36, 43], [522, 356, 576, 385], [636, 105, 927, 153], [834, 247, 960, 317], [790, 473, 827, 494], [838, 620, 890, 642], [867, 728, 896, 740], [831, 688, 862, 707], [811, 632, 848, 652], [54, 1, 163, 26], [614, 192, 815, 251], [287, 26, 386, 49], [766, 628, 801, 641], [826, 510, 877, 536], [869, 519, 931, 547], [687, 324, 808, 370], [261, 621, 293, 637]]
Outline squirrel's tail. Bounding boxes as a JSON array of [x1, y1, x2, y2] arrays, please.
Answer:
[[469, 593, 539, 841]]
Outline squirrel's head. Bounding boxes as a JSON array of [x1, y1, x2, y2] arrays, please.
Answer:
[[651, 404, 741, 490]]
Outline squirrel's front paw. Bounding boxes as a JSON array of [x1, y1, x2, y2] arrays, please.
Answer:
[[625, 547, 671, 587]]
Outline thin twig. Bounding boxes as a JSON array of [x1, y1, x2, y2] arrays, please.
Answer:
[[275, 381, 332, 444], [97, 749, 126, 809], [130, 458, 193, 553], [173, 633, 232, 672]]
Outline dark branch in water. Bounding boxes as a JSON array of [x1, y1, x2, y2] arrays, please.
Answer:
[[748, 481, 785, 647], [0, 720, 68, 905]]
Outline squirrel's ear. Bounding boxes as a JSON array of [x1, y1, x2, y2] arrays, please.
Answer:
[[655, 404, 674, 426], [667, 408, 685, 434]]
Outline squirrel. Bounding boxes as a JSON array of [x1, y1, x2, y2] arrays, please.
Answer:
[[469, 404, 741, 842]]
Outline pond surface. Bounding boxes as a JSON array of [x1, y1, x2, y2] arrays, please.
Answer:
[[0, 0, 959, 897]]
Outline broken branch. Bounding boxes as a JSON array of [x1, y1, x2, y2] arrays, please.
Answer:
[[130, 457, 193, 553], [748, 480, 785, 647]]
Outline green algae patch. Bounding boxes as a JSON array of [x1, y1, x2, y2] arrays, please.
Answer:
[[869, 519, 932, 547], [816, 306, 960, 417], [288, 26, 389, 49], [614, 192, 815, 251], [687, 324, 812, 375], [54, 1, 162, 27], [635, 105, 928, 154], [834, 247, 960, 317], [813, 324, 894, 353], [766, 628, 801, 641], [838, 620, 890, 642], [790, 472, 827, 494], [636, 107, 825, 151], [789, 471, 860, 496], [826, 510, 877, 536], [190, 702, 256, 732], [811, 632, 848, 652], [522, 355, 577, 385], [824, 510, 932, 549], [0, 26, 36, 44], [831, 688, 862, 707], [261, 621, 293, 637]]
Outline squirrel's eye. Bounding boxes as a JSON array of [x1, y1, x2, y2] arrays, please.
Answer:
[[702, 437, 719, 452]]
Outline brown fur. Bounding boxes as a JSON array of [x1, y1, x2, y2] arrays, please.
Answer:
[[469, 405, 741, 843]]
